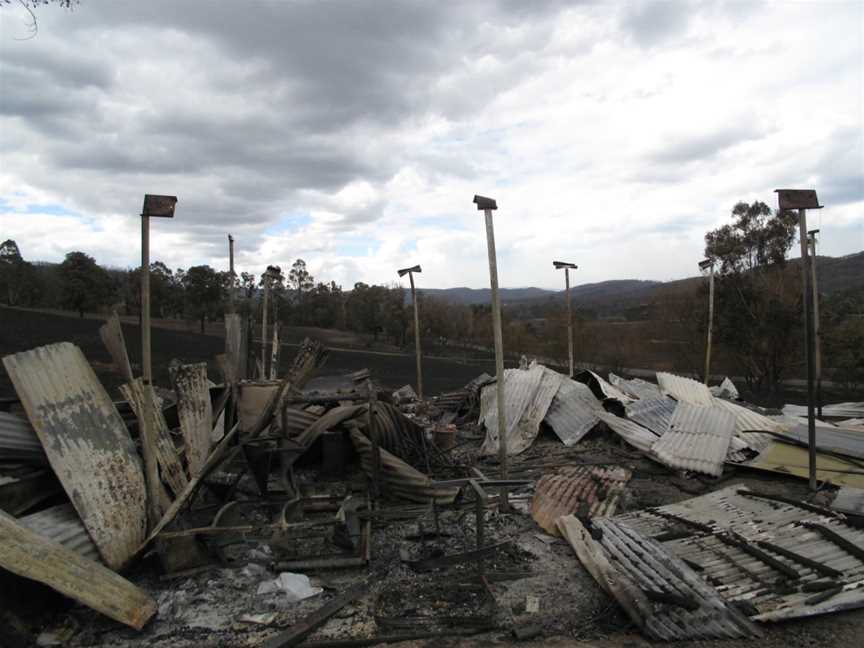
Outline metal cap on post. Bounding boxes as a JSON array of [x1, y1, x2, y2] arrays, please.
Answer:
[[775, 188, 822, 491], [397, 264, 424, 400], [553, 261, 578, 377]]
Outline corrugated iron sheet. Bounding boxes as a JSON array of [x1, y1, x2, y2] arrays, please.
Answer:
[[625, 397, 677, 436], [832, 487, 864, 516], [597, 411, 659, 453], [18, 503, 100, 563], [557, 514, 759, 640], [170, 363, 212, 477], [651, 402, 735, 477], [98, 312, 133, 382], [0, 411, 47, 464], [738, 442, 864, 488], [2, 343, 147, 570], [656, 372, 714, 407], [609, 373, 662, 400], [531, 465, 631, 535], [614, 485, 864, 623], [349, 429, 458, 504], [779, 423, 864, 460], [784, 402, 864, 419], [543, 378, 601, 446], [480, 365, 562, 456], [713, 399, 781, 454]]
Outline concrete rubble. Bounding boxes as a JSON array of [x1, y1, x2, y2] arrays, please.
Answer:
[[1, 330, 863, 646]]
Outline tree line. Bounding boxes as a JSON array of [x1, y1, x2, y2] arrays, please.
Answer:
[[1, 199, 861, 393]]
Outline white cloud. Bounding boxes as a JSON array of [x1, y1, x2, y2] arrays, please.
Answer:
[[0, 0, 861, 290]]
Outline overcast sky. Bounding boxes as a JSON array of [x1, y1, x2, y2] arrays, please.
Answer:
[[1, 1, 861, 290]]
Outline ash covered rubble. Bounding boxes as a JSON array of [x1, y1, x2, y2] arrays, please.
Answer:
[[2, 321, 864, 646]]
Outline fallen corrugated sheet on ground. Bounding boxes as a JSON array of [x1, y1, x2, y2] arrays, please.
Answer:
[[0, 410, 48, 464], [349, 429, 458, 504], [713, 398, 780, 454], [613, 485, 864, 623], [557, 514, 759, 640], [0, 509, 156, 630], [778, 423, 864, 461], [531, 465, 631, 535], [18, 502, 100, 562], [651, 402, 735, 477], [479, 364, 563, 456], [596, 411, 659, 453], [169, 362, 213, 477], [784, 402, 864, 419], [656, 371, 715, 407], [2, 342, 147, 570], [625, 396, 677, 437], [609, 372, 662, 400], [737, 441, 864, 488], [543, 378, 602, 446]]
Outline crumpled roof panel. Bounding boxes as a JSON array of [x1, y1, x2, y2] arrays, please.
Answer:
[[544, 379, 602, 446], [651, 402, 735, 476], [656, 372, 714, 407]]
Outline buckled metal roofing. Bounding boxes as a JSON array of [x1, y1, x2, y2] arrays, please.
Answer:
[[543, 379, 602, 446], [531, 465, 631, 535], [608, 372, 662, 400], [625, 396, 677, 436], [614, 485, 864, 622], [597, 411, 659, 453], [651, 402, 735, 477], [656, 372, 715, 407]]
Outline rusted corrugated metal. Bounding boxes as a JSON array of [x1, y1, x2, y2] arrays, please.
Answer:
[[597, 412, 659, 453], [296, 404, 366, 447], [615, 485, 864, 623], [18, 503, 100, 563], [480, 365, 563, 456], [2, 342, 147, 569], [625, 397, 677, 436], [0, 411, 47, 464], [656, 372, 715, 407], [582, 517, 760, 640], [349, 429, 458, 504], [531, 465, 631, 535], [544, 379, 602, 446], [609, 373, 662, 400], [170, 363, 212, 477], [651, 402, 735, 477]]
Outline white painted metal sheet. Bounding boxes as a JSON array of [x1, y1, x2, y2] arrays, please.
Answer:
[[651, 402, 735, 477], [2, 342, 147, 569], [656, 372, 715, 407]]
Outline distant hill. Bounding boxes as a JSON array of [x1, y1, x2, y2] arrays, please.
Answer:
[[411, 252, 863, 311]]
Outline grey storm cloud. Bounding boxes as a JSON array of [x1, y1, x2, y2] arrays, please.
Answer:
[[651, 124, 766, 164]]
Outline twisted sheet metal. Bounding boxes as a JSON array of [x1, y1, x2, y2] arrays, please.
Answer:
[[19, 503, 100, 563], [714, 399, 782, 453], [544, 379, 602, 446], [597, 411, 659, 453], [0, 411, 47, 464], [349, 429, 458, 504], [651, 402, 735, 477], [609, 373, 662, 401], [588, 517, 760, 640], [479, 365, 562, 456], [784, 402, 864, 419], [531, 465, 631, 535], [2, 342, 147, 569], [625, 397, 677, 436], [575, 369, 634, 403], [614, 485, 864, 622], [280, 407, 322, 438], [656, 372, 715, 407], [779, 423, 864, 461]]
